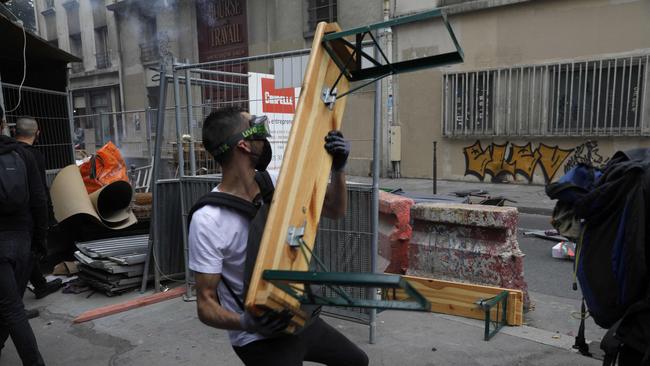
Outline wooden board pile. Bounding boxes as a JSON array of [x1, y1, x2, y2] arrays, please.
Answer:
[[74, 235, 149, 296]]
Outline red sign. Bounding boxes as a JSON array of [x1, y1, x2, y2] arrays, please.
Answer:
[[261, 78, 295, 114]]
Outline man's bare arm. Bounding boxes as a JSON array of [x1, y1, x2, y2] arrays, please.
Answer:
[[322, 170, 347, 219], [195, 272, 243, 330]]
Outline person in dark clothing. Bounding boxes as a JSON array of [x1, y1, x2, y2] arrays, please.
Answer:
[[0, 109, 47, 366], [14, 117, 62, 300]]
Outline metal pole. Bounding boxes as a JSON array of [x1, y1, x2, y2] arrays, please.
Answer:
[[173, 66, 194, 301], [98, 111, 105, 145], [173, 67, 186, 177], [433, 141, 437, 195], [184, 68, 197, 176], [369, 43, 382, 345], [141, 62, 168, 293], [145, 108, 153, 161], [66, 88, 76, 163]]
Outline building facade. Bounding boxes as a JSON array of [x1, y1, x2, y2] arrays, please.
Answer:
[[33, 0, 382, 164], [35, 0, 649, 184], [385, 0, 650, 184]]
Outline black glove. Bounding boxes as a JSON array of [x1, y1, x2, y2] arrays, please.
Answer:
[[324, 130, 350, 172], [240, 309, 293, 337]]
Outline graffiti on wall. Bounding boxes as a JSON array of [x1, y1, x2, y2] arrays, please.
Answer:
[[463, 141, 573, 183], [463, 140, 612, 183], [563, 141, 610, 173]]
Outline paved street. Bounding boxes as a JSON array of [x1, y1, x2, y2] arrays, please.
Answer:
[[2, 209, 607, 365]]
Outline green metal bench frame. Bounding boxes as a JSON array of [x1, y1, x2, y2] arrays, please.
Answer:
[[263, 270, 430, 311], [478, 290, 509, 341], [319, 8, 464, 104]]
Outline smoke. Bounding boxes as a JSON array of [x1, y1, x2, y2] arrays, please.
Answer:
[[102, 0, 183, 62]]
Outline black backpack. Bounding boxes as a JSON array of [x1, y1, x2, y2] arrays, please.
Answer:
[[0, 150, 29, 215], [188, 170, 275, 309], [549, 149, 650, 364], [572, 149, 650, 330]]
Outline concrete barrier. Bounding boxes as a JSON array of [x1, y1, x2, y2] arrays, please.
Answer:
[[377, 191, 414, 274], [408, 203, 529, 307], [377, 192, 529, 308]]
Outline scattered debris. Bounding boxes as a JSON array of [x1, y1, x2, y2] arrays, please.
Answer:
[[552, 241, 576, 260], [452, 189, 488, 197], [62, 278, 91, 294], [53, 261, 80, 275], [73, 235, 149, 296], [523, 229, 569, 242], [73, 286, 185, 323]]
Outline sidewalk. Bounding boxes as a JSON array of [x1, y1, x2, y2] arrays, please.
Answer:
[[3, 288, 600, 366], [347, 176, 555, 216]]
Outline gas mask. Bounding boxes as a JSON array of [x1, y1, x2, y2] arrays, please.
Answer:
[[212, 115, 272, 171]]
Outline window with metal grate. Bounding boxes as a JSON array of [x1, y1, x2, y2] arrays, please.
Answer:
[[443, 54, 649, 137]]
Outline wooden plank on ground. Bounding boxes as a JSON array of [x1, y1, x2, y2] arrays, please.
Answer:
[[388, 275, 524, 326], [245, 21, 350, 328], [73, 286, 185, 323]]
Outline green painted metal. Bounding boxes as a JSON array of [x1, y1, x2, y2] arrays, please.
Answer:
[[262, 270, 430, 311], [321, 9, 463, 82], [479, 290, 509, 341], [322, 9, 444, 41]]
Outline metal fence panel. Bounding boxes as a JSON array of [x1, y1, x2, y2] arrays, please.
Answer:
[[153, 177, 219, 277], [1, 82, 74, 169], [443, 53, 650, 137], [153, 179, 186, 278], [315, 184, 373, 323], [153, 175, 373, 323]]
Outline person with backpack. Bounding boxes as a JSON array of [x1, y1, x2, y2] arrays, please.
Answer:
[[13, 117, 63, 301], [548, 150, 650, 365], [0, 108, 47, 365], [188, 107, 368, 366]]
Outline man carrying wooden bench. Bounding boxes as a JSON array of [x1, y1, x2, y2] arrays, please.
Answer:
[[188, 107, 368, 366]]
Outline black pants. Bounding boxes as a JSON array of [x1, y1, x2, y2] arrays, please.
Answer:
[[29, 251, 47, 290], [0, 231, 45, 366], [233, 318, 368, 366]]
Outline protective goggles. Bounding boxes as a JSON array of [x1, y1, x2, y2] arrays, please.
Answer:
[[213, 115, 271, 158]]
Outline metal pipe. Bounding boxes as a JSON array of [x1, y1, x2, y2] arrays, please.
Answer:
[[0, 81, 69, 96], [177, 47, 314, 70], [145, 108, 153, 160], [173, 69, 186, 177], [189, 68, 250, 78], [369, 43, 382, 345], [141, 63, 168, 293], [185, 68, 197, 176], [642, 55, 649, 134], [165, 74, 247, 88], [433, 141, 437, 195], [175, 41, 375, 71], [175, 68, 194, 300], [66, 87, 76, 163]]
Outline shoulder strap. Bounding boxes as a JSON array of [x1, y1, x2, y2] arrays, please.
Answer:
[[189, 171, 274, 225], [188, 192, 258, 225], [254, 170, 274, 203]]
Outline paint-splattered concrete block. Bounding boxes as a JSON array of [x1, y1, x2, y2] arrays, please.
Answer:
[[378, 191, 414, 274], [409, 203, 530, 308]]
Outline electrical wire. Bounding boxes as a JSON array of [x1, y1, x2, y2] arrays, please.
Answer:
[[6, 19, 27, 113]]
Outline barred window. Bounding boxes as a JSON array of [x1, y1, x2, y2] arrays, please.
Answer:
[[306, 0, 337, 33], [443, 54, 650, 136]]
